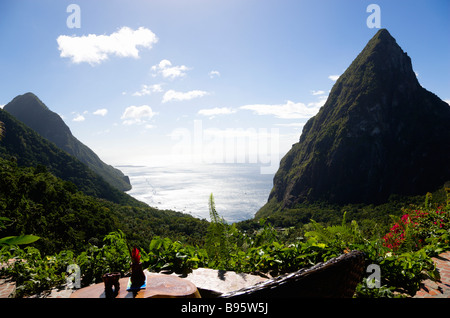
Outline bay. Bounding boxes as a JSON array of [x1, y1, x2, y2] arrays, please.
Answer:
[[118, 163, 274, 223]]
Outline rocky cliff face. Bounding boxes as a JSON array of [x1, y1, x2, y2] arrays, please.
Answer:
[[260, 29, 450, 214], [4, 93, 132, 192]]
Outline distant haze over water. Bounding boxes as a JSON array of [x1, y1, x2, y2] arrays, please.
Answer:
[[118, 163, 274, 223]]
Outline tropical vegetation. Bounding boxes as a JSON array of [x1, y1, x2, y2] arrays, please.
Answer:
[[1, 188, 449, 298]]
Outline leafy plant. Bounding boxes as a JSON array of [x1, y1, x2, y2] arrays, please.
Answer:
[[0, 234, 40, 246], [0, 246, 76, 297], [144, 236, 206, 275], [377, 249, 440, 296], [205, 193, 231, 270], [354, 278, 402, 298], [75, 230, 130, 286], [304, 212, 366, 252], [0, 216, 40, 247]]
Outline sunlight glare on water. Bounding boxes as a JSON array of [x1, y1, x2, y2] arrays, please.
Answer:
[[118, 163, 274, 223]]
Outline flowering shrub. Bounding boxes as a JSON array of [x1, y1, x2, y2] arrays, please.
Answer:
[[383, 206, 449, 253], [383, 214, 411, 251]]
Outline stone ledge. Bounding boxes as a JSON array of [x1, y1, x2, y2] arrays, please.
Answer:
[[150, 268, 268, 297]]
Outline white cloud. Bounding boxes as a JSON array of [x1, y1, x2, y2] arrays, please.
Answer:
[[121, 105, 157, 125], [240, 100, 320, 119], [151, 59, 190, 79], [198, 107, 236, 117], [328, 74, 340, 81], [209, 70, 220, 78], [57, 26, 158, 65], [444, 99, 450, 106], [0, 104, 5, 109], [162, 89, 209, 103], [72, 114, 85, 122], [311, 90, 325, 95], [132, 84, 163, 96], [93, 108, 108, 116]]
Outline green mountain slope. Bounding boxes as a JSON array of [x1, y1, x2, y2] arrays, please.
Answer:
[[0, 107, 138, 206], [3, 92, 131, 192], [257, 29, 450, 218], [0, 110, 208, 254]]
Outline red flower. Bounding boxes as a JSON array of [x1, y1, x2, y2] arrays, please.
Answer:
[[131, 246, 141, 264]]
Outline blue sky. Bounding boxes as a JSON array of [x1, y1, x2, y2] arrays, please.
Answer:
[[0, 0, 449, 169]]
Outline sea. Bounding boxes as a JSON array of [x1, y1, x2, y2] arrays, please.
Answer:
[[117, 163, 275, 223]]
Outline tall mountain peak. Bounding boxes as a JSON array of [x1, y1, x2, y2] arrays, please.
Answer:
[[258, 29, 450, 216], [342, 28, 418, 82], [10, 92, 49, 110], [4, 93, 132, 192], [5, 93, 71, 139]]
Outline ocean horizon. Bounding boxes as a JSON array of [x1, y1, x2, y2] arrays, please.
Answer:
[[118, 163, 275, 223]]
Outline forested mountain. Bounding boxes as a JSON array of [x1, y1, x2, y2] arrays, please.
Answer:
[[3, 92, 131, 192], [258, 29, 450, 218], [0, 108, 208, 254], [0, 107, 136, 206], [0, 157, 208, 253]]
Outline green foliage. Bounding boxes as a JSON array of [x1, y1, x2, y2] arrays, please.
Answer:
[[376, 249, 439, 296], [304, 212, 365, 250], [144, 236, 207, 275], [355, 279, 401, 298], [0, 235, 40, 246], [0, 158, 117, 253], [1, 193, 448, 298], [0, 216, 40, 247], [205, 193, 231, 269], [75, 231, 131, 286], [0, 157, 209, 255], [0, 246, 76, 297], [0, 174, 448, 298], [0, 231, 131, 297], [201, 196, 341, 275]]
